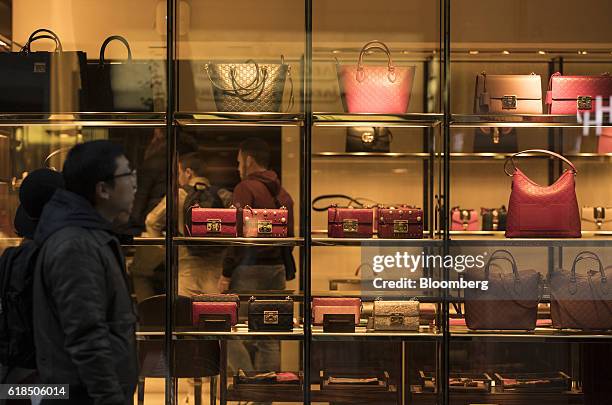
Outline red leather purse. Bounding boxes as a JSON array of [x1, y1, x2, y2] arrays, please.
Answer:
[[546, 72, 612, 114], [377, 206, 423, 239], [190, 207, 238, 237], [328, 207, 373, 238], [192, 301, 238, 327], [242, 206, 288, 237], [504, 150, 581, 238], [312, 297, 362, 325], [450, 207, 479, 231]]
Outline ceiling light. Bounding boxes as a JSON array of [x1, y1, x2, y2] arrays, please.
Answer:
[[538, 50, 546, 55], [332, 50, 341, 54], [502, 50, 510, 55], [579, 50, 588, 55]]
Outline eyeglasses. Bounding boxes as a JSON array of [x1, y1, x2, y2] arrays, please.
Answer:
[[105, 169, 137, 181]]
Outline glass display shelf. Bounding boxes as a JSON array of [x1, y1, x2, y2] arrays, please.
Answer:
[[411, 390, 583, 405], [450, 326, 612, 343], [450, 152, 612, 161], [311, 325, 440, 342], [311, 384, 399, 403], [226, 384, 303, 403], [313, 113, 443, 128], [0, 113, 166, 127], [312, 234, 441, 247], [1, 237, 166, 247], [448, 234, 612, 247], [173, 326, 304, 341], [173, 236, 304, 247], [174, 112, 304, 127], [451, 114, 612, 128], [313, 152, 432, 160]]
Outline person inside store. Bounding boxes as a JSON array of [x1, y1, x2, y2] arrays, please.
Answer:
[[144, 151, 232, 297], [0, 168, 65, 403], [219, 138, 296, 397], [32, 140, 138, 405]]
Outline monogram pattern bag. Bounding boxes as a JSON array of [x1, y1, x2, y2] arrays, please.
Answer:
[[337, 40, 415, 113], [373, 299, 419, 331], [205, 57, 293, 112], [550, 251, 612, 330], [504, 150, 581, 238]]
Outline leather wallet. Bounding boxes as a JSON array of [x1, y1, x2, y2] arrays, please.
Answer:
[[328, 206, 374, 238], [377, 206, 423, 239], [242, 206, 288, 237], [312, 297, 361, 325], [475, 73, 543, 114], [191, 207, 238, 237], [248, 297, 294, 331], [546, 72, 612, 114], [373, 299, 419, 331]]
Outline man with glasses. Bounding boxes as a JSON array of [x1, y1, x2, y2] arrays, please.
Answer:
[[32, 140, 138, 405]]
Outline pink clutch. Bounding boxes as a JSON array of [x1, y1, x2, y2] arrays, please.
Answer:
[[599, 127, 612, 154], [191, 207, 238, 237], [474, 73, 543, 114], [451, 208, 479, 231], [328, 207, 374, 238], [192, 301, 238, 326], [546, 72, 612, 114], [312, 297, 361, 325], [242, 206, 288, 238], [336, 40, 415, 113]]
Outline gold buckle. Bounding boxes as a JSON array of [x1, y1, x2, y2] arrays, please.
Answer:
[[342, 219, 358, 233], [393, 220, 409, 233], [264, 311, 279, 324], [501, 95, 517, 110], [206, 219, 221, 233], [577, 96, 593, 110], [257, 220, 272, 234], [361, 132, 375, 144], [390, 313, 404, 326]]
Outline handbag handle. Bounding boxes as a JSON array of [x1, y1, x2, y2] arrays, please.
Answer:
[[205, 60, 266, 96], [22, 29, 63, 53], [570, 251, 606, 283], [99, 35, 132, 64], [356, 40, 396, 83], [312, 194, 380, 212], [484, 249, 520, 281], [504, 149, 577, 176]]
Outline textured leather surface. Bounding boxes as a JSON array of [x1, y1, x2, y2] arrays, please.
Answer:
[[192, 293, 241, 307], [475, 74, 543, 114], [328, 208, 374, 238], [599, 127, 612, 153], [312, 297, 361, 325], [248, 299, 293, 331], [192, 302, 238, 326], [373, 300, 419, 330], [207, 61, 288, 112], [505, 168, 581, 238], [451, 208, 479, 231], [337, 64, 415, 113], [242, 207, 288, 237], [548, 73, 612, 114], [191, 207, 238, 237], [377, 206, 423, 238]]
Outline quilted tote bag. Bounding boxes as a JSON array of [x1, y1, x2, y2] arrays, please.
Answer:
[[464, 249, 541, 330], [336, 40, 415, 113], [546, 72, 612, 114], [550, 251, 612, 330], [505, 150, 581, 238], [205, 57, 293, 112]]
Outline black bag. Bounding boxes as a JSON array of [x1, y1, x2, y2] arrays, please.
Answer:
[[473, 128, 518, 153], [83, 35, 154, 112], [481, 206, 507, 231], [346, 127, 392, 153], [0, 242, 40, 379], [0, 29, 87, 113], [248, 297, 293, 331]]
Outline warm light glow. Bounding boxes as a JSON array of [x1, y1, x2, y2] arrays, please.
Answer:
[[469, 50, 479, 55], [0, 40, 7, 48], [579, 50, 588, 55], [502, 50, 510, 55], [538, 50, 546, 55]]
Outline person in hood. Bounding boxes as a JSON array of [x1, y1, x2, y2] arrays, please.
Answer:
[[32, 140, 138, 405], [220, 138, 294, 402]]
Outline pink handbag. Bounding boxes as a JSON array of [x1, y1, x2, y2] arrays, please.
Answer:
[[546, 72, 612, 114], [450, 208, 479, 231], [312, 297, 361, 325], [474, 73, 543, 114], [190, 207, 238, 237], [192, 301, 238, 327], [599, 127, 612, 153], [336, 40, 415, 113], [505, 150, 581, 238], [242, 206, 288, 237]]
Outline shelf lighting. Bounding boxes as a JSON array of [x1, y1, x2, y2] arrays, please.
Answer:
[[469, 50, 479, 55], [502, 50, 510, 55], [332, 50, 341, 54], [0, 40, 7, 48], [538, 50, 546, 55], [579, 50, 588, 55]]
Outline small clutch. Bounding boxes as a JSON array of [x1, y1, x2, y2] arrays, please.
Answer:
[[192, 301, 238, 327], [451, 207, 479, 231], [190, 207, 238, 237], [481, 206, 507, 231], [373, 299, 419, 331], [328, 206, 374, 238], [377, 205, 423, 239], [242, 206, 288, 237], [248, 296, 294, 331], [312, 297, 362, 326]]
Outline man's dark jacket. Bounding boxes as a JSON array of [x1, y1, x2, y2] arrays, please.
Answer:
[[32, 189, 138, 404]]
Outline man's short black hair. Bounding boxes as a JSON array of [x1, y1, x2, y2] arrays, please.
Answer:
[[62, 140, 126, 204], [239, 138, 270, 168], [179, 151, 208, 178]]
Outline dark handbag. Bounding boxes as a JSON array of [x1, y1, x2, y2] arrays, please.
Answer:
[[550, 251, 612, 330], [473, 127, 518, 153], [346, 127, 392, 153], [247, 296, 294, 331], [84, 35, 154, 112], [464, 249, 541, 330], [205, 57, 293, 112], [505, 150, 581, 238], [0, 29, 87, 112], [481, 206, 507, 231]]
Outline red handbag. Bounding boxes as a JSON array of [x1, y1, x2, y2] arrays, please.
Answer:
[[192, 301, 238, 327], [546, 72, 612, 114], [505, 150, 581, 238], [190, 207, 238, 237], [242, 206, 288, 238], [312, 297, 361, 325], [328, 207, 374, 238], [450, 207, 479, 231], [377, 206, 423, 239]]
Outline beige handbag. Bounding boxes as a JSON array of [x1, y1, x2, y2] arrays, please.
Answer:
[[373, 299, 419, 331], [582, 206, 612, 231], [474, 73, 543, 114]]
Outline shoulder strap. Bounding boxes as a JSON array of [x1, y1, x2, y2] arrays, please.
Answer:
[[260, 180, 282, 209]]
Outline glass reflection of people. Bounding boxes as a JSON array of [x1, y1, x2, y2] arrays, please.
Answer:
[[221, 138, 295, 398]]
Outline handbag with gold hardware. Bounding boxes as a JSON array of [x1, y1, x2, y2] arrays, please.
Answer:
[[248, 297, 294, 331], [546, 72, 612, 114], [451, 207, 479, 231], [190, 207, 238, 237], [377, 205, 423, 238], [581, 206, 612, 231], [346, 127, 392, 153], [373, 299, 419, 331], [474, 72, 543, 114], [481, 206, 507, 231], [242, 205, 288, 238], [328, 206, 374, 238]]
